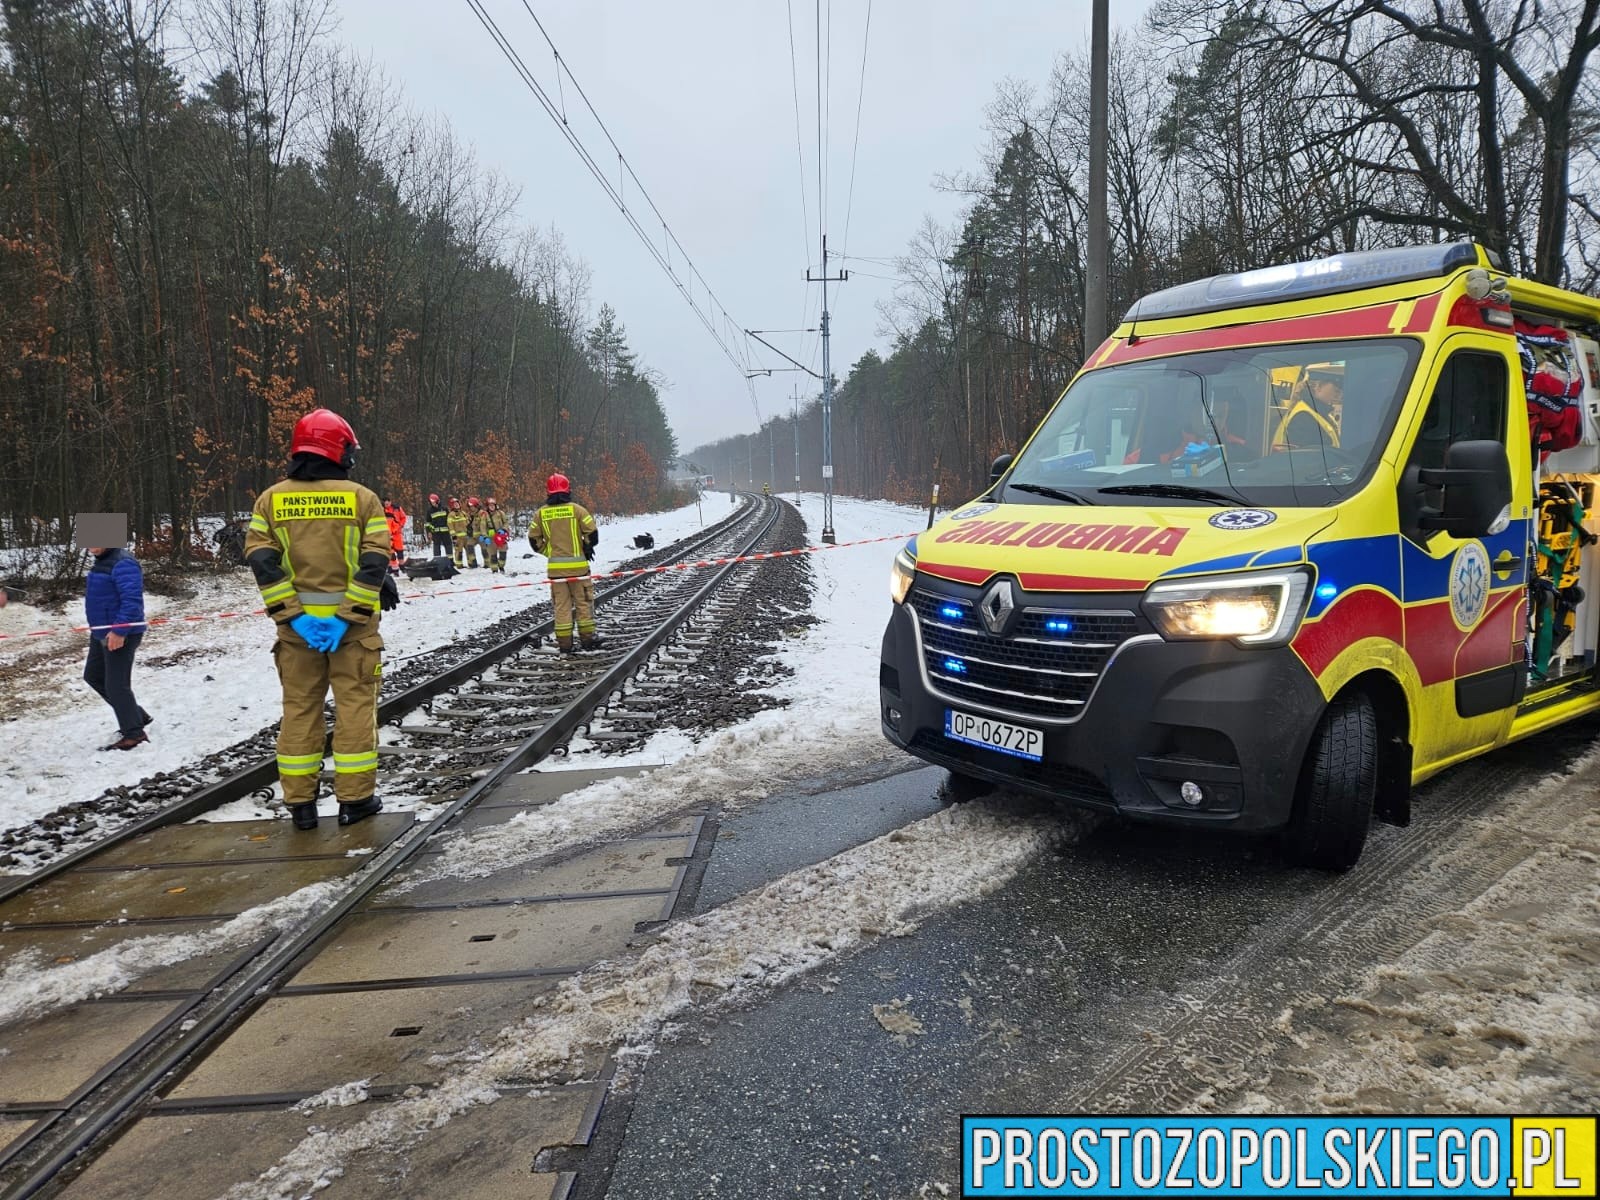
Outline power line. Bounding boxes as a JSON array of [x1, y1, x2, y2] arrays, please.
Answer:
[[465, 0, 761, 419], [839, 0, 871, 258], [784, 0, 813, 271]]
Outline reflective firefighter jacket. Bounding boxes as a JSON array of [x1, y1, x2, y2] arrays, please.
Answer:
[[425, 504, 449, 534], [244, 480, 391, 625], [446, 508, 470, 538], [469, 508, 494, 541], [529, 502, 598, 578]]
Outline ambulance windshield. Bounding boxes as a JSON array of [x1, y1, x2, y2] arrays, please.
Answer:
[[1001, 338, 1422, 508]]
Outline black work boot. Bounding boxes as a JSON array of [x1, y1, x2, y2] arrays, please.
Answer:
[[580, 635, 605, 650], [289, 802, 319, 831], [337, 796, 383, 826]]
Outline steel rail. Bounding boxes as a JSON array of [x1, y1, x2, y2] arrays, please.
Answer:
[[1, 495, 781, 1199], [0, 500, 757, 908]]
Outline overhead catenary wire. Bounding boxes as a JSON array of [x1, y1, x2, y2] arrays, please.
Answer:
[[839, 0, 871, 260], [465, 0, 761, 421]]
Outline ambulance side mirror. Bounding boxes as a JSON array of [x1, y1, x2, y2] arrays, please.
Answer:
[[1415, 440, 1512, 538], [990, 454, 1014, 485]]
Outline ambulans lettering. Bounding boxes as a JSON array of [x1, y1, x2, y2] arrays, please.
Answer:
[[977, 521, 1029, 546], [271, 493, 358, 522], [932, 520, 1188, 556], [1091, 524, 1157, 552], [1057, 524, 1112, 550]]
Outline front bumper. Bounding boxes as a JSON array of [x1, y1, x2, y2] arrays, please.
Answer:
[[879, 590, 1327, 832]]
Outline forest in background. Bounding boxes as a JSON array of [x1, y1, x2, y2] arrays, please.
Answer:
[[0, 0, 684, 557], [690, 0, 1600, 509]]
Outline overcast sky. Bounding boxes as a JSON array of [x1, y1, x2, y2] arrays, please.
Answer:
[[333, 0, 1151, 452]]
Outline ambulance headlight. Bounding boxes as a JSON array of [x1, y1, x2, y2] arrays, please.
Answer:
[[889, 548, 918, 605], [1142, 568, 1312, 647]]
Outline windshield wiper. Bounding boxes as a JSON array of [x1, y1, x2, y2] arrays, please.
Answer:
[[1007, 482, 1094, 505], [1095, 483, 1243, 507]]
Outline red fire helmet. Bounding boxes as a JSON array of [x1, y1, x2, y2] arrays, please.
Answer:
[[290, 409, 359, 468], [547, 473, 570, 493]]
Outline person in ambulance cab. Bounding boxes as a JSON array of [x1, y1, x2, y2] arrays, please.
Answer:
[[530, 472, 602, 652], [1274, 365, 1344, 450], [244, 409, 397, 830]]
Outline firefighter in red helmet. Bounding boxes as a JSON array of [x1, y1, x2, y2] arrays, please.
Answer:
[[482, 496, 510, 573], [463, 496, 485, 569], [529, 471, 601, 651], [243, 409, 396, 829], [446, 497, 470, 568]]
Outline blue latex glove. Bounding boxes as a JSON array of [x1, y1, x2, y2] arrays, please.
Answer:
[[480, 535, 491, 545], [322, 616, 350, 653], [290, 613, 330, 651]]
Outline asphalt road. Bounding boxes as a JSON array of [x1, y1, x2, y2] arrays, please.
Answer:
[[586, 717, 1600, 1199]]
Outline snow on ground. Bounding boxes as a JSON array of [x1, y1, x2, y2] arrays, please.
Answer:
[[402, 492, 926, 880], [0, 498, 722, 839], [224, 798, 1072, 1200], [0, 495, 927, 1025]]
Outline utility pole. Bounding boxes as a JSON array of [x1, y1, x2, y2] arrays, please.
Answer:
[[792, 386, 801, 503], [807, 234, 848, 543], [1085, 0, 1110, 352], [768, 421, 774, 489]]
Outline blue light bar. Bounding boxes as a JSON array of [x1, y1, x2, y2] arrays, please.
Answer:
[[943, 658, 967, 674], [940, 605, 965, 621], [1123, 243, 1483, 324], [1316, 583, 1338, 601], [1044, 618, 1074, 633]]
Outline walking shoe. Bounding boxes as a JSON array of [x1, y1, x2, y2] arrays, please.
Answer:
[[337, 796, 383, 826], [102, 731, 149, 751], [289, 803, 319, 830]]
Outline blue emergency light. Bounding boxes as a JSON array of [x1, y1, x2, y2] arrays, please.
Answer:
[[940, 604, 965, 621], [1123, 243, 1483, 324], [943, 658, 967, 674], [1316, 584, 1339, 601], [1044, 618, 1074, 634]]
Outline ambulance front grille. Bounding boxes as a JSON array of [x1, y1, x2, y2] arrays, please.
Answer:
[[909, 588, 1140, 720]]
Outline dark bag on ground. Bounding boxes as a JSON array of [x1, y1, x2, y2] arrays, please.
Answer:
[[632, 533, 655, 549], [404, 556, 458, 582]]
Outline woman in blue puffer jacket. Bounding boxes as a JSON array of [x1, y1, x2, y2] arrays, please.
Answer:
[[85, 544, 151, 750]]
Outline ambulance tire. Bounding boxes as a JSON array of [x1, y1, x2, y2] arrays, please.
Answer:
[[942, 768, 997, 804], [1284, 691, 1376, 872]]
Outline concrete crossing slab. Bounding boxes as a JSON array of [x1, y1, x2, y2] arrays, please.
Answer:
[[60, 1087, 594, 1200], [91, 813, 412, 868], [0, 920, 237, 993], [0, 998, 181, 1106], [287, 894, 667, 988], [0, 856, 367, 926], [377, 836, 693, 908], [166, 979, 558, 1101]]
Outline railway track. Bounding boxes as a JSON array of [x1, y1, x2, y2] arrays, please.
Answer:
[[0, 493, 787, 1198]]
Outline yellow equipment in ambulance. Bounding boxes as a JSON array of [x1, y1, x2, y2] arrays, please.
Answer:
[[879, 243, 1600, 869]]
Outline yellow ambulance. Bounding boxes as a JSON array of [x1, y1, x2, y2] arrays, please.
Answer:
[[879, 242, 1600, 868]]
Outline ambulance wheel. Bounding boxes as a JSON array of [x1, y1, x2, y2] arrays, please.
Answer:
[[942, 769, 996, 804], [1284, 691, 1376, 872]]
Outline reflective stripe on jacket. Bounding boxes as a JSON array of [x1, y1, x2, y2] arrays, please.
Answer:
[[244, 481, 390, 624], [446, 510, 469, 537], [530, 502, 597, 578]]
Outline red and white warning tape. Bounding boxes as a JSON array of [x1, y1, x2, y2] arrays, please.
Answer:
[[0, 531, 917, 642]]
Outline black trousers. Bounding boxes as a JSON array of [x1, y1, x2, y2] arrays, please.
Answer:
[[84, 634, 148, 737], [432, 531, 451, 556]]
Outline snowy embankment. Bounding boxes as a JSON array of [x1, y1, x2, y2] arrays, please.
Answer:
[[0, 494, 934, 1027], [0, 498, 728, 840]]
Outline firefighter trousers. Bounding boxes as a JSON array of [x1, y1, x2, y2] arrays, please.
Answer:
[[549, 576, 596, 649], [432, 531, 451, 557], [453, 535, 478, 568], [273, 628, 383, 806]]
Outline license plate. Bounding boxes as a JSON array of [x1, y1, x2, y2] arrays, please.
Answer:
[[944, 708, 1044, 762]]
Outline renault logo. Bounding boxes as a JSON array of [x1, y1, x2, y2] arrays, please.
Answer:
[[978, 579, 1015, 635]]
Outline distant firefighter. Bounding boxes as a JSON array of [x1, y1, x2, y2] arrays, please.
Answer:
[[446, 497, 471, 568], [424, 493, 451, 557], [482, 496, 510, 573], [529, 472, 602, 652]]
